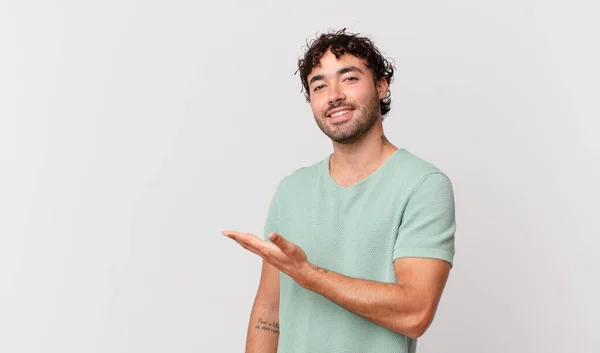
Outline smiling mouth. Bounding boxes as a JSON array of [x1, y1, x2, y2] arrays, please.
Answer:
[[329, 109, 353, 118]]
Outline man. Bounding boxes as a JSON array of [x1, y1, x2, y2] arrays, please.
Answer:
[[222, 28, 456, 353]]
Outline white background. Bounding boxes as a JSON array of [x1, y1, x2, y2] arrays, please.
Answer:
[[1, 1, 598, 352]]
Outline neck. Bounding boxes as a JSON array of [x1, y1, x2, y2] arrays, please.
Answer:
[[329, 121, 398, 184]]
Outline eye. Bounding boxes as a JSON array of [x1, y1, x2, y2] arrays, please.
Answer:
[[344, 76, 358, 82], [313, 85, 325, 92]]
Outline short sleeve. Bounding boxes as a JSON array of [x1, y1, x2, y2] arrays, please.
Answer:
[[393, 172, 456, 267]]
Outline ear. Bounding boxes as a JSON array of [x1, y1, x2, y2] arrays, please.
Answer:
[[376, 77, 389, 100]]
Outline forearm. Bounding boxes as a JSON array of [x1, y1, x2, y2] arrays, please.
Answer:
[[245, 298, 279, 353], [299, 264, 429, 338]]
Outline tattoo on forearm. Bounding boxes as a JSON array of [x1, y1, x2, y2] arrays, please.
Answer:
[[312, 265, 329, 273], [254, 317, 279, 334]]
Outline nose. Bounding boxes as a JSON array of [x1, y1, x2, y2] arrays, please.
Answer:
[[328, 83, 345, 105]]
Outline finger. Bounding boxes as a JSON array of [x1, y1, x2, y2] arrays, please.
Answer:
[[222, 230, 245, 238], [226, 233, 267, 255], [238, 240, 266, 258], [224, 230, 274, 251], [226, 232, 272, 255], [267, 233, 295, 254], [223, 230, 256, 244], [223, 231, 288, 265]]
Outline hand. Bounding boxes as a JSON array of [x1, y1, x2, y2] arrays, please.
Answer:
[[222, 230, 311, 286]]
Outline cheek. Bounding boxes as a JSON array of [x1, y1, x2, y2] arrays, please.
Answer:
[[309, 98, 326, 117], [352, 87, 377, 107]]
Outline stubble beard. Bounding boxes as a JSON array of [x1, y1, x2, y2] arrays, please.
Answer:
[[314, 93, 381, 145]]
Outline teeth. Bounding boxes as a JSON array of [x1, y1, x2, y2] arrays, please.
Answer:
[[330, 110, 351, 118]]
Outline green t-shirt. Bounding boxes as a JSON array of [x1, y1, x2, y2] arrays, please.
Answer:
[[263, 148, 456, 353]]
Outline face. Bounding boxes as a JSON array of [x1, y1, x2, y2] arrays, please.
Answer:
[[307, 51, 388, 144]]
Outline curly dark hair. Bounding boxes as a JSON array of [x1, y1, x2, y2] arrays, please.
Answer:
[[297, 28, 395, 118]]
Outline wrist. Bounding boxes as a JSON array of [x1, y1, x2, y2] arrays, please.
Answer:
[[296, 261, 315, 289]]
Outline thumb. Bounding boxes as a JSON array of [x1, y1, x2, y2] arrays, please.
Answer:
[[268, 233, 293, 253]]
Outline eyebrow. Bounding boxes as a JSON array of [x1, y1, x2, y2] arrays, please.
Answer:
[[308, 66, 364, 86]]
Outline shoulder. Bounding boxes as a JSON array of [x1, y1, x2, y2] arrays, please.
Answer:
[[391, 149, 453, 195]]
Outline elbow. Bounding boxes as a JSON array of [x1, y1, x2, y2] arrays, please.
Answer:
[[404, 322, 427, 339], [394, 311, 434, 339]]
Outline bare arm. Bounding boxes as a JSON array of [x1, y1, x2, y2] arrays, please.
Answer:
[[246, 260, 280, 353], [224, 231, 451, 340], [300, 257, 450, 338]]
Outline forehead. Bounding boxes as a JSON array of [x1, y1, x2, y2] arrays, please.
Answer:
[[307, 52, 370, 79]]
